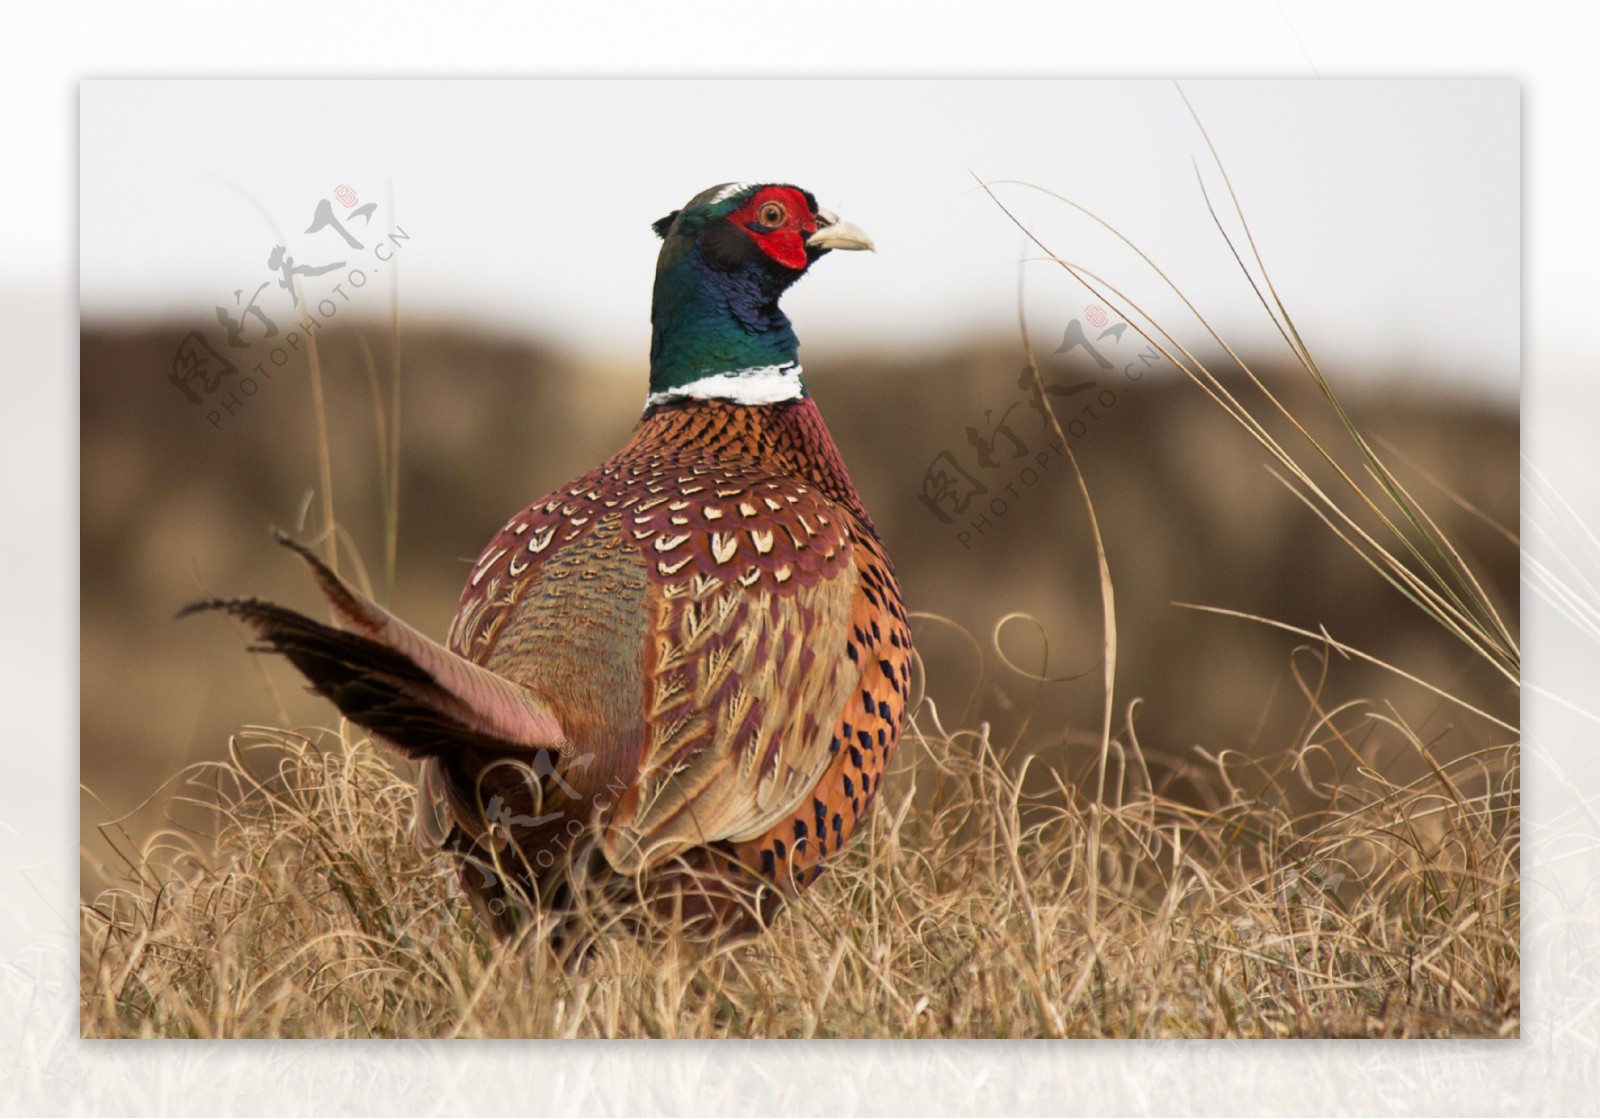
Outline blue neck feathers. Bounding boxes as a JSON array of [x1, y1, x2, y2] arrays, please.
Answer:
[[647, 240, 804, 399]]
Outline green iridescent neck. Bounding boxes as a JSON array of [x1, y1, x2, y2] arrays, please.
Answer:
[[646, 234, 805, 402]]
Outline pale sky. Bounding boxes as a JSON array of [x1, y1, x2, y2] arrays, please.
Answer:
[[80, 79, 1518, 396]]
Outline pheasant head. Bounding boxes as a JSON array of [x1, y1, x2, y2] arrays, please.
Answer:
[[646, 182, 874, 409]]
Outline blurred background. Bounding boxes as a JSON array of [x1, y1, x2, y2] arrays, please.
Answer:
[[80, 80, 1518, 893]]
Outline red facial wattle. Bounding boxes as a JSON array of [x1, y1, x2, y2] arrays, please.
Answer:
[[727, 186, 818, 271]]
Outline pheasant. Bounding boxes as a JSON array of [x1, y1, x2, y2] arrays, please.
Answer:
[[188, 182, 913, 944]]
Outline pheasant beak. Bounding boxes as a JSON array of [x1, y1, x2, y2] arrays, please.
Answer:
[[807, 207, 875, 253]]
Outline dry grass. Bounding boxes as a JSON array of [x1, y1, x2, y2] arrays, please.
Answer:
[[80, 679, 1518, 1038]]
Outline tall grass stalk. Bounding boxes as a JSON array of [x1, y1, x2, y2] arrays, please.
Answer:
[[976, 84, 1519, 706]]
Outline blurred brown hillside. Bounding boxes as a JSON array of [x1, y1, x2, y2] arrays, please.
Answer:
[[80, 321, 1518, 893]]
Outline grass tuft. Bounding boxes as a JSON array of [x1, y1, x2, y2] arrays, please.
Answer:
[[81, 683, 1518, 1038]]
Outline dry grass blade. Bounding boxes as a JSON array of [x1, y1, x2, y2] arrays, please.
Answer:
[[1012, 256, 1117, 944], [973, 90, 1518, 726]]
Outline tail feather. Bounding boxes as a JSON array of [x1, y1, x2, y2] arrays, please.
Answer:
[[181, 531, 567, 761]]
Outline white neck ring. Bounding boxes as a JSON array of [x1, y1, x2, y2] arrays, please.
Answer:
[[644, 363, 804, 410]]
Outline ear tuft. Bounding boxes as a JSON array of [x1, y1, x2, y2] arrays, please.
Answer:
[[651, 211, 680, 239]]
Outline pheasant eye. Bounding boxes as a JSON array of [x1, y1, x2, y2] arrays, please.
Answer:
[[757, 201, 787, 228]]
